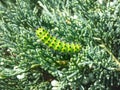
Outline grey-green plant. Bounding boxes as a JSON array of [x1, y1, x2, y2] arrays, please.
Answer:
[[0, 0, 120, 90]]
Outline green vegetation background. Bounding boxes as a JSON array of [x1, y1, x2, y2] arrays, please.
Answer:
[[0, 0, 120, 90]]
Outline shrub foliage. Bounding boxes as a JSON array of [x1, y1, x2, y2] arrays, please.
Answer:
[[0, 0, 120, 90]]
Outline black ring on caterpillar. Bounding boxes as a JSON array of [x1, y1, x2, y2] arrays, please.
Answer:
[[36, 28, 81, 53]]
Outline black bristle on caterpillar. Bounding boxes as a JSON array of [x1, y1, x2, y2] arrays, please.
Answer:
[[36, 28, 81, 53]]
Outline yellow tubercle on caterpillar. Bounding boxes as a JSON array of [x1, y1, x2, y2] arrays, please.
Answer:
[[74, 44, 80, 52], [62, 43, 68, 52], [48, 37, 57, 48], [36, 27, 81, 53], [70, 43, 75, 52], [54, 39, 61, 50], [41, 33, 49, 40], [36, 28, 48, 38], [63, 43, 70, 52]]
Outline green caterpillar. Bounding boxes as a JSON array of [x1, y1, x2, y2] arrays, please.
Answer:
[[36, 28, 81, 53]]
